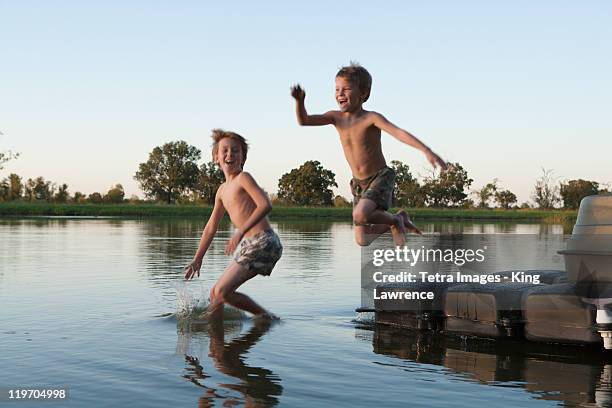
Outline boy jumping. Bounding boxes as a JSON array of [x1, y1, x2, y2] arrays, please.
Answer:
[[184, 129, 282, 320], [291, 63, 446, 247]]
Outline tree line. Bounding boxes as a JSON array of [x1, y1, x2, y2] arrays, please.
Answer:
[[0, 174, 127, 204], [0, 141, 609, 209]]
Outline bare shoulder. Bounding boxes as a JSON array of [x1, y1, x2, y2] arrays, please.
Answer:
[[237, 171, 260, 187], [366, 110, 385, 121], [237, 171, 254, 181], [237, 171, 269, 201], [215, 182, 227, 199], [366, 111, 393, 127], [324, 110, 341, 123]]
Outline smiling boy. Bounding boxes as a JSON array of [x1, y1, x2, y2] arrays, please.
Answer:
[[291, 63, 446, 247], [184, 129, 282, 320]]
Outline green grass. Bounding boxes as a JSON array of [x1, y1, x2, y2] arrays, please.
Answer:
[[0, 201, 578, 222], [404, 207, 577, 223]]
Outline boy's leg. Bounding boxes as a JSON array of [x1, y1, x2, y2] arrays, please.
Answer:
[[208, 261, 268, 318], [354, 224, 390, 246], [353, 198, 406, 246], [396, 209, 423, 235]]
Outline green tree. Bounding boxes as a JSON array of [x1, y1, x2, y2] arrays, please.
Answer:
[[462, 198, 475, 209], [73, 192, 86, 203], [195, 161, 224, 205], [0, 173, 22, 201], [104, 184, 125, 203], [474, 179, 498, 208], [532, 168, 560, 209], [134, 141, 201, 204], [54, 183, 69, 203], [23, 179, 34, 201], [24, 177, 54, 201], [495, 189, 517, 209], [0, 180, 7, 201], [7, 174, 23, 201], [333, 195, 351, 207], [422, 162, 473, 207], [390, 160, 424, 207], [128, 194, 141, 204], [559, 179, 599, 209], [88, 192, 103, 204], [277, 160, 337, 206]]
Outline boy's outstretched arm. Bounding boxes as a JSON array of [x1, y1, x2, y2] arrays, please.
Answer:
[[372, 113, 447, 170], [184, 189, 226, 280], [224, 172, 272, 255], [290, 84, 335, 126]]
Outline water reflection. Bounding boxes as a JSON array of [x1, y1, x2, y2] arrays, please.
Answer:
[[177, 319, 283, 407], [138, 218, 341, 301], [137, 219, 235, 299], [138, 219, 341, 289], [273, 219, 333, 234], [138, 218, 221, 274], [360, 324, 612, 407], [274, 220, 334, 277], [416, 221, 565, 236]]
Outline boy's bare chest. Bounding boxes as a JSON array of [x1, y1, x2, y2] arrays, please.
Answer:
[[220, 183, 250, 209], [336, 120, 381, 147]]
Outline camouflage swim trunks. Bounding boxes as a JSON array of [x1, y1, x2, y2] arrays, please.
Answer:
[[350, 166, 395, 211], [233, 229, 283, 276]]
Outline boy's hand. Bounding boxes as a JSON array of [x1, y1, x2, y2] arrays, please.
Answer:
[[425, 150, 447, 170], [184, 257, 202, 280], [224, 230, 244, 256], [290, 84, 305, 102]]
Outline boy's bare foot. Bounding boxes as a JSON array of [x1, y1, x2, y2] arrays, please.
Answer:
[[390, 214, 406, 247], [397, 210, 423, 235]]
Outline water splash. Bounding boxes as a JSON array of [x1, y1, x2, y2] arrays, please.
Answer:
[[353, 311, 375, 328], [175, 282, 209, 318], [174, 282, 247, 333]]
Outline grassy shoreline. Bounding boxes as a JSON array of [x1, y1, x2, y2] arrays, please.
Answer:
[[0, 202, 577, 223]]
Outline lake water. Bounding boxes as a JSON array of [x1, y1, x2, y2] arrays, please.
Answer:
[[1, 217, 611, 407]]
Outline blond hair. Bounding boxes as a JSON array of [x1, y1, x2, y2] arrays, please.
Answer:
[[211, 129, 249, 166]]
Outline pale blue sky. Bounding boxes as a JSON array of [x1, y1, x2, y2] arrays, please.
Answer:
[[1, 1, 610, 203]]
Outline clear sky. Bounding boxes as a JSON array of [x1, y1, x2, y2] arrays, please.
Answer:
[[1, 1, 610, 203]]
